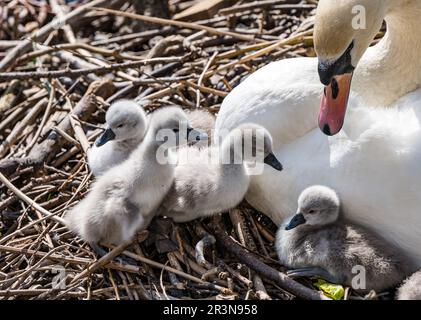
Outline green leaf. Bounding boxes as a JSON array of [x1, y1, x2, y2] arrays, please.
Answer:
[[314, 279, 345, 300]]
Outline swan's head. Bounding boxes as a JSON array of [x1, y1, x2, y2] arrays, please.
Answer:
[[223, 123, 283, 171], [150, 107, 207, 147], [314, 0, 387, 136], [95, 100, 147, 147], [285, 185, 340, 230]]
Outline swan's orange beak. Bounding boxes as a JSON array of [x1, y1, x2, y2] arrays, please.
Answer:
[[318, 73, 353, 136]]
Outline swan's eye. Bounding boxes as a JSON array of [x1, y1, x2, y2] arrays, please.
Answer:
[[308, 210, 315, 214], [173, 128, 179, 133]]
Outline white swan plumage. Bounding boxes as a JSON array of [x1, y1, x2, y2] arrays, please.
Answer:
[[215, 0, 421, 265]]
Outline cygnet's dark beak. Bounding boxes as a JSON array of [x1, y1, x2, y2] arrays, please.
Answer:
[[285, 213, 306, 231], [95, 128, 116, 147], [187, 127, 208, 142], [264, 153, 283, 171]]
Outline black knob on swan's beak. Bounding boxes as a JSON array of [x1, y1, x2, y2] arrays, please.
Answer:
[[318, 41, 355, 86]]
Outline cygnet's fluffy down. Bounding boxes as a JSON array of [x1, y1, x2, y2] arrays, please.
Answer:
[[88, 99, 147, 177], [276, 185, 414, 293], [396, 270, 421, 300], [158, 123, 283, 223], [185, 109, 215, 146], [65, 107, 200, 245]]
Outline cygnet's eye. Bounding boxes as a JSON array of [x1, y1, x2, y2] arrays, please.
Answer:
[[308, 209, 315, 214], [173, 128, 179, 133], [117, 124, 124, 128]]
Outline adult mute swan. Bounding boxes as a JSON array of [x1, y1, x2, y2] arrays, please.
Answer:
[[214, 0, 421, 265]]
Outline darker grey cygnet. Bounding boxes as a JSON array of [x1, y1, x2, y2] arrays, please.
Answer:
[[276, 185, 414, 293]]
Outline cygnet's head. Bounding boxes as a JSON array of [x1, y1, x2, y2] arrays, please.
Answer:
[[314, 0, 387, 136], [95, 100, 147, 147], [222, 123, 283, 171], [285, 185, 340, 231], [149, 107, 207, 147]]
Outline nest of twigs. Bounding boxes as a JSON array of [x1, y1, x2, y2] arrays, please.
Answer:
[[0, 0, 384, 300]]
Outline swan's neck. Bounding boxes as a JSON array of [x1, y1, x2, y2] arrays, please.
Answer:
[[354, 0, 421, 106], [129, 131, 168, 171]]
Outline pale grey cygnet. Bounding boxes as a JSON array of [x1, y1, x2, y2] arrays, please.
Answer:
[[65, 107, 200, 249], [88, 99, 148, 177], [159, 123, 283, 223]]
